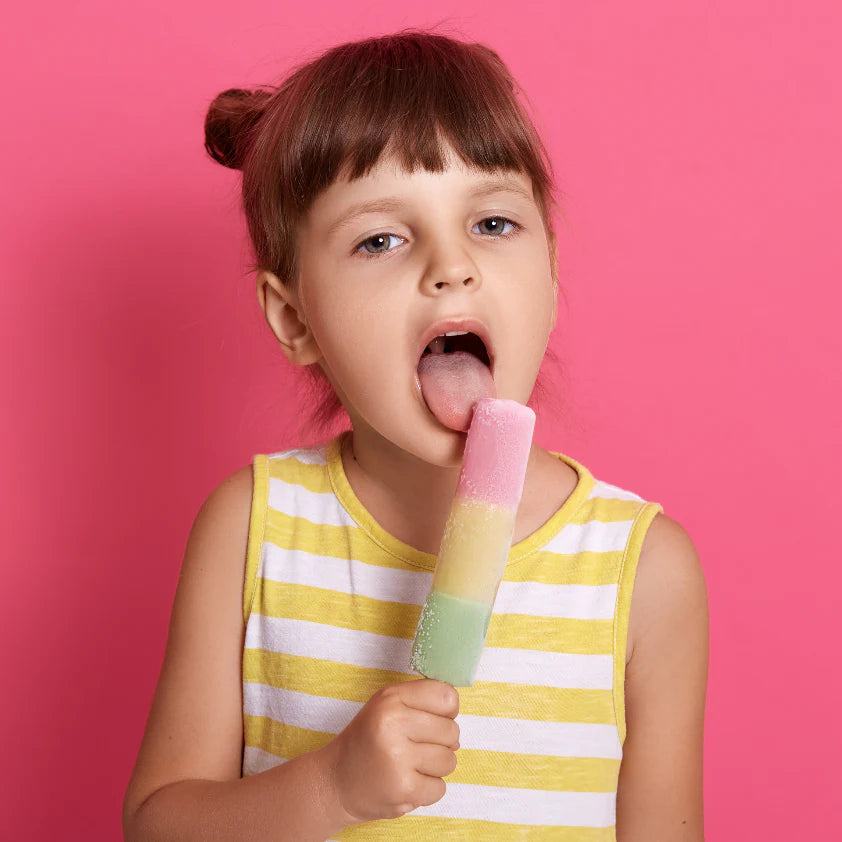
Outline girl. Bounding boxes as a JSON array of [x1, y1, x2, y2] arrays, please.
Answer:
[[123, 30, 708, 842]]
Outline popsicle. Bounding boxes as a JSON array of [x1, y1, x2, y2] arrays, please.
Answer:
[[409, 397, 536, 686]]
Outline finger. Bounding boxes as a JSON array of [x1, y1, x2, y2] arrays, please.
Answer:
[[400, 679, 459, 718], [411, 773, 447, 808], [413, 742, 458, 779], [405, 709, 460, 748]]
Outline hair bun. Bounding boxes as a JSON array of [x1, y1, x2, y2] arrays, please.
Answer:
[[204, 87, 272, 170]]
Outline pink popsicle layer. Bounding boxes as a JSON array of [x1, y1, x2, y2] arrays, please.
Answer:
[[455, 398, 536, 507]]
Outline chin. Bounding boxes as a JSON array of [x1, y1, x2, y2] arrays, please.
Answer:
[[414, 423, 468, 468]]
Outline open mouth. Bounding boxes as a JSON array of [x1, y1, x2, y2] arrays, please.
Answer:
[[420, 331, 492, 369], [415, 329, 497, 430]]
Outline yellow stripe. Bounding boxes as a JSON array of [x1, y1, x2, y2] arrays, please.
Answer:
[[462, 682, 614, 725], [267, 453, 333, 494], [244, 650, 617, 724], [448, 749, 619, 792], [486, 615, 613, 654], [243, 456, 269, 626], [244, 649, 407, 703], [264, 512, 422, 573], [572, 495, 645, 523], [613, 502, 663, 745], [335, 816, 615, 841], [260, 580, 419, 637], [244, 714, 331, 758], [503, 549, 623, 586], [255, 580, 613, 654]]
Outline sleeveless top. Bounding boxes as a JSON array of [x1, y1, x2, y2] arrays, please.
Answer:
[[241, 431, 663, 841]]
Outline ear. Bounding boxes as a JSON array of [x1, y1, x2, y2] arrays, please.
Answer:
[[256, 270, 323, 365]]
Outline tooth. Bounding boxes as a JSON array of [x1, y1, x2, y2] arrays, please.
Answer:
[[444, 331, 469, 336], [427, 336, 447, 354]]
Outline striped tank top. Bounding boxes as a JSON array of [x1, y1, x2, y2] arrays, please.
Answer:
[[241, 431, 663, 840]]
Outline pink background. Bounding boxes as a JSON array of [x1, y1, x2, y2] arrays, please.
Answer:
[[2, 1, 840, 839]]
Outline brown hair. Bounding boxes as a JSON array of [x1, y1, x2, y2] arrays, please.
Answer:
[[204, 29, 568, 441]]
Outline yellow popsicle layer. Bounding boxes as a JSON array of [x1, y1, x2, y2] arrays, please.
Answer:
[[430, 497, 516, 604]]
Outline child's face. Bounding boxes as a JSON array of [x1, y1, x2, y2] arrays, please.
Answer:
[[294, 141, 557, 465]]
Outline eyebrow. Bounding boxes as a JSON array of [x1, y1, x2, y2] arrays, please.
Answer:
[[327, 176, 535, 239]]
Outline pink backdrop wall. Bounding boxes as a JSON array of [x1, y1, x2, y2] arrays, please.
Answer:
[[2, 1, 840, 838]]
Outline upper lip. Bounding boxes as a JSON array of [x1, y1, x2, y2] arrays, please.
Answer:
[[415, 316, 495, 375]]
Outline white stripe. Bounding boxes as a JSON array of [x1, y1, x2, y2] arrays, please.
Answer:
[[474, 647, 613, 689], [267, 447, 327, 465], [261, 544, 431, 605], [245, 615, 614, 689], [589, 480, 645, 502], [242, 745, 285, 775], [246, 615, 416, 674], [411, 782, 615, 827], [268, 477, 356, 528], [261, 544, 617, 620], [242, 683, 621, 760], [457, 714, 621, 758], [543, 519, 634, 554], [244, 683, 360, 733]]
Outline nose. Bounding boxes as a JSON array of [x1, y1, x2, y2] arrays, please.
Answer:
[[420, 242, 482, 296]]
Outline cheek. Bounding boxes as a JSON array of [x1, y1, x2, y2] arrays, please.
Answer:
[[310, 300, 403, 388], [517, 279, 555, 338]]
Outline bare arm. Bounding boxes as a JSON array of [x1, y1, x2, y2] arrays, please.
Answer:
[[121, 465, 353, 841], [616, 513, 709, 842], [126, 747, 350, 842]]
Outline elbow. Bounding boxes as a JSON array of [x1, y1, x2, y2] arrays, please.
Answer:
[[122, 783, 167, 842]]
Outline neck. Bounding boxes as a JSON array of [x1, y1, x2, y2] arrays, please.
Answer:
[[340, 425, 467, 553]]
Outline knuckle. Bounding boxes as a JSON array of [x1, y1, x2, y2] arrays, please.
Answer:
[[373, 724, 401, 760], [373, 685, 398, 708], [380, 683, 401, 700], [382, 740, 401, 767], [374, 705, 404, 736]]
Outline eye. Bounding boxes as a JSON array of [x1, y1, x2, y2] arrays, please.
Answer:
[[355, 232, 405, 258], [353, 216, 521, 260], [474, 216, 519, 237]]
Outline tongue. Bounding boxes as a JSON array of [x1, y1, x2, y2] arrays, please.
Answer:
[[417, 350, 496, 431]]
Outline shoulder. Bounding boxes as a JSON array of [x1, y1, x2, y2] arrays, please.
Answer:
[[183, 463, 255, 590], [193, 463, 255, 532], [627, 512, 708, 665]]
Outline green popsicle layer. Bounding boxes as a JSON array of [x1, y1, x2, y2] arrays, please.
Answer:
[[409, 589, 493, 687]]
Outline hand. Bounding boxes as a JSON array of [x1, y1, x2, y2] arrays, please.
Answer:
[[322, 679, 460, 824]]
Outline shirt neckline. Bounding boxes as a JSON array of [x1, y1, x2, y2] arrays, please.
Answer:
[[325, 430, 595, 571]]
